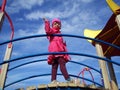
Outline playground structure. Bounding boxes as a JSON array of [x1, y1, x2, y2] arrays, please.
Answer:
[[0, 0, 120, 90]]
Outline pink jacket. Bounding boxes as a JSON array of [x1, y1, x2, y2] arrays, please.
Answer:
[[44, 20, 70, 64]]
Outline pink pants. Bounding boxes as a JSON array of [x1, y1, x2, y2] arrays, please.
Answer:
[[51, 57, 70, 81]]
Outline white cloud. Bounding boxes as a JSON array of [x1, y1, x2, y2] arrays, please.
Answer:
[[81, 0, 95, 3], [24, 0, 103, 35], [25, 10, 64, 20], [7, 0, 44, 13], [15, 24, 45, 37], [79, 10, 101, 25], [19, 0, 44, 9], [25, 0, 81, 20]]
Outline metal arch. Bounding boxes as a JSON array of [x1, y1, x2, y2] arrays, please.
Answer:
[[0, 34, 120, 50], [4, 73, 103, 88], [78, 67, 95, 85], [0, 52, 120, 66], [8, 59, 47, 71], [0, 34, 119, 89], [0, 0, 14, 47], [7, 59, 102, 87], [1, 0, 7, 12], [8, 59, 100, 74]]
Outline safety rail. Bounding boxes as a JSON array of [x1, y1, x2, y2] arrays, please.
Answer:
[[0, 34, 120, 50], [0, 52, 120, 66], [8, 59, 101, 74], [0, 34, 120, 90]]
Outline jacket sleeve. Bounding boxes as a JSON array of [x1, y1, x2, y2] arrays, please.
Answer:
[[44, 20, 54, 34]]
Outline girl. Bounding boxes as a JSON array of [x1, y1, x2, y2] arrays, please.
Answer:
[[43, 18, 72, 83]]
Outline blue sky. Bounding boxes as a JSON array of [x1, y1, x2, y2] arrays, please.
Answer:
[[0, 0, 120, 90]]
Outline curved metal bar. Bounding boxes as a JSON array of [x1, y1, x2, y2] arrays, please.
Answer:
[[5, 73, 103, 88], [0, 52, 120, 66], [4, 10, 14, 48], [8, 59, 47, 71], [0, 34, 47, 45], [1, 0, 7, 12], [4, 11, 14, 41], [8, 59, 100, 74], [0, 34, 120, 50]]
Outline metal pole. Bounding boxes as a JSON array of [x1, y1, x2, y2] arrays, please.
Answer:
[[95, 43, 111, 89], [107, 57, 118, 90], [0, 44, 13, 90], [0, 12, 5, 31]]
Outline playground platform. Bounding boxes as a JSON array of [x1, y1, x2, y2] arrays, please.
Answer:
[[16, 82, 106, 90]]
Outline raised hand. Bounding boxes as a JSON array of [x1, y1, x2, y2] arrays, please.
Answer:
[[43, 17, 47, 21]]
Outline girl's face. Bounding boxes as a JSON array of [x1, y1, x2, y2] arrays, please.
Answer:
[[52, 22, 61, 29]]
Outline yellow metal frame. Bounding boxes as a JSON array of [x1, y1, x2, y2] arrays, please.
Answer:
[[84, 29, 101, 43], [106, 0, 120, 15]]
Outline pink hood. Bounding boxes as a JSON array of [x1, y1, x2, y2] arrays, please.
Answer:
[[52, 18, 61, 26]]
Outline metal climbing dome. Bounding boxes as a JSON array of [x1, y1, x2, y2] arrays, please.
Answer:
[[0, 0, 120, 90]]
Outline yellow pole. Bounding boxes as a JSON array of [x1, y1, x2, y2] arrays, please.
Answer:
[[95, 43, 111, 90], [0, 44, 13, 90], [0, 12, 5, 31]]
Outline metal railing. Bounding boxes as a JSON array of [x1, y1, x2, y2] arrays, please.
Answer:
[[0, 34, 120, 89]]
